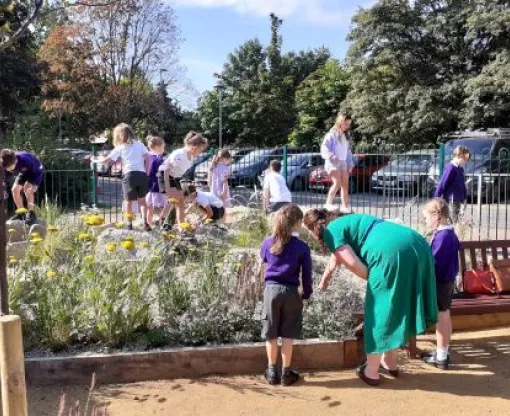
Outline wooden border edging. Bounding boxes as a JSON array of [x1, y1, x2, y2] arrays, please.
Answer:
[[25, 338, 362, 387]]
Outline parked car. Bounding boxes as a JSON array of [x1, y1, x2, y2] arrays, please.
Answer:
[[181, 152, 213, 181], [371, 150, 436, 196], [56, 148, 93, 166], [229, 148, 292, 187], [428, 129, 510, 202], [309, 154, 391, 193], [258, 153, 323, 191], [194, 148, 254, 185]]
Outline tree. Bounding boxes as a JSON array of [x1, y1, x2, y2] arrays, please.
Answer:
[[290, 60, 350, 146], [198, 14, 331, 147], [344, 0, 510, 144], [38, 24, 107, 138], [0, 1, 39, 141]]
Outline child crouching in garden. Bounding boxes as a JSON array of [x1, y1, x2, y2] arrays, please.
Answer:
[[1, 149, 44, 226], [183, 185, 225, 223], [422, 198, 460, 370], [260, 203, 312, 386]]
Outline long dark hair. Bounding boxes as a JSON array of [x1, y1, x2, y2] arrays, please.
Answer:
[[270, 204, 303, 255], [303, 208, 346, 245]]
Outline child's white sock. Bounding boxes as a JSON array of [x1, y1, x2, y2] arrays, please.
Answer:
[[436, 346, 449, 361]]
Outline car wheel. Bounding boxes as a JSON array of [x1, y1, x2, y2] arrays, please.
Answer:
[[292, 177, 305, 191]]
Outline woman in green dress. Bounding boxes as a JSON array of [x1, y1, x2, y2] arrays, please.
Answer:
[[304, 209, 438, 386]]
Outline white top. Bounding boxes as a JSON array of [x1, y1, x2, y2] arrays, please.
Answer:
[[437, 224, 455, 231], [159, 148, 192, 178], [196, 191, 223, 208], [321, 129, 349, 172], [263, 172, 292, 203], [108, 141, 148, 173]]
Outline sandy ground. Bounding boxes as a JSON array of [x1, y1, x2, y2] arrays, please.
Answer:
[[27, 328, 510, 416]]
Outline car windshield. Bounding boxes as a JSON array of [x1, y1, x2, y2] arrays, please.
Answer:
[[444, 138, 493, 158], [193, 153, 210, 164], [237, 151, 273, 165], [286, 154, 310, 166], [390, 154, 431, 167]]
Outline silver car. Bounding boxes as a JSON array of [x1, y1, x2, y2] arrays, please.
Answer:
[[371, 150, 436, 196]]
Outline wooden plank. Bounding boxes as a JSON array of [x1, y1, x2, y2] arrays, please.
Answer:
[[469, 248, 478, 269], [481, 247, 489, 269]]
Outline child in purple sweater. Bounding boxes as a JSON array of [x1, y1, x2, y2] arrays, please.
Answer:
[[260, 204, 313, 386], [434, 145, 470, 222], [422, 198, 460, 370], [1, 149, 44, 225]]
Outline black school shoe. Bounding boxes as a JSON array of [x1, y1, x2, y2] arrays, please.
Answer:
[[281, 368, 300, 386], [422, 351, 450, 370], [264, 366, 279, 386], [26, 211, 37, 227]]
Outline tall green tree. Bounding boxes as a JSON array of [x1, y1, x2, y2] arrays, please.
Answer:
[[290, 60, 350, 146], [344, 0, 510, 144]]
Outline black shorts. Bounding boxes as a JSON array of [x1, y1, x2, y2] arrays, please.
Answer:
[[157, 172, 182, 192], [198, 205, 225, 221], [14, 172, 43, 187], [122, 171, 148, 201], [261, 284, 303, 340], [437, 280, 455, 312]]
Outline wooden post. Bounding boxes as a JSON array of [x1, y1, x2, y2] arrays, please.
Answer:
[[0, 315, 28, 416]]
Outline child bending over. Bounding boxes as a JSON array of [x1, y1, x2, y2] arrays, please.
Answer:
[[183, 185, 225, 223]]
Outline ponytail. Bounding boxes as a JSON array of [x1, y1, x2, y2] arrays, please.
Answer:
[[270, 204, 303, 255], [210, 149, 232, 172]]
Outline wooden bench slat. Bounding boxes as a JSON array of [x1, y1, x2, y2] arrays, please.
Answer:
[[492, 246, 499, 261], [502, 246, 509, 259], [469, 248, 478, 269], [481, 247, 489, 269]]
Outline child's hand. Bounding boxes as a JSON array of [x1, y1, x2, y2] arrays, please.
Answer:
[[302, 299, 309, 310]]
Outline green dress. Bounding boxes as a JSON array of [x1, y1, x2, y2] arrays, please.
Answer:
[[324, 214, 438, 354]]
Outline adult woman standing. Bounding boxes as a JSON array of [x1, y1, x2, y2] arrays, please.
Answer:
[[320, 112, 354, 212], [304, 209, 438, 386]]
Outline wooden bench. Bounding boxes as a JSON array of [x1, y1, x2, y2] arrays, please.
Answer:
[[452, 240, 510, 315]]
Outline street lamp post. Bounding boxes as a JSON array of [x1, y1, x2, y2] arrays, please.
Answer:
[[215, 83, 225, 148]]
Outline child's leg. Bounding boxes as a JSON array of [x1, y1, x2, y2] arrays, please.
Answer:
[[266, 339, 278, 366], [23, 183, 37, 211], [281, 338, 294, 368], [146, 205, 154, 226], [11, 183, 24, 210], [436, 310, 451, 359], [138, 197, 149, 224]]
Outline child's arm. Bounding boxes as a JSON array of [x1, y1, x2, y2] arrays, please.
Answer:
[[434, 163, 454, 198], [301, 246, 313, 301]]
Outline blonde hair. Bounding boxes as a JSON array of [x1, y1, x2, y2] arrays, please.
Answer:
[[113, 123, 136, 147], [210, 149, 232, 172], [453, 145, 471, 159], [333, 111, 352, 133], [425, 197, 450, 224], [184, 130, 208, 148], [270, 204, 304, 255], [147, 135, 165, 150]]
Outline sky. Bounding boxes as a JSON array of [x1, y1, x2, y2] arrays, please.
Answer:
[[171, 0, 372, 106]]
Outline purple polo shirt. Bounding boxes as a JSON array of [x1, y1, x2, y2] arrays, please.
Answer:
[[434, 161, 467, 202], [260, 236, 313, 300], [10, 152, 44, 183], [431, 225, 460, 283], [147, 153, 164, 193]]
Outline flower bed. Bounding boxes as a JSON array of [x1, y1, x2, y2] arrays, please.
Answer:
[[8, 207, 364, 355]]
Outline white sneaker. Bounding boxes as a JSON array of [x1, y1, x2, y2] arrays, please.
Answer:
[[324, 204, 337, 211], [340, 206, 353, 214]]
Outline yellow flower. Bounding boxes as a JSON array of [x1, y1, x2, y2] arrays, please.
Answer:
[[30, 232, 40, 238], [31, 237, 44, 245], [167, 198, 179, 205], [113, 222, 124, 229], [121, 240, 136, 251], [124, 235, 134, 242], [48, 225, 59, 233], [140, 241, 150, 248], [78, 233, 92, 242], [105, 243, 117, 253], [15, 208, 28, 215], [204, 219, 214, 224], [163, 232, 176, 240], [8, 258, 18, 266], [84, 215, 104, 226], [8, 229, 16, 235], [188, 246, 196, 252], [123, 213, 135, 221], [84, 255, 94, 263], [46, 270, 57, 278], [153, 255, 162, 261], [179, 222, 194, 232]]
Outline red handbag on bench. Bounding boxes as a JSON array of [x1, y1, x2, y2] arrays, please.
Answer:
[[462, 269, 497, 295]]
